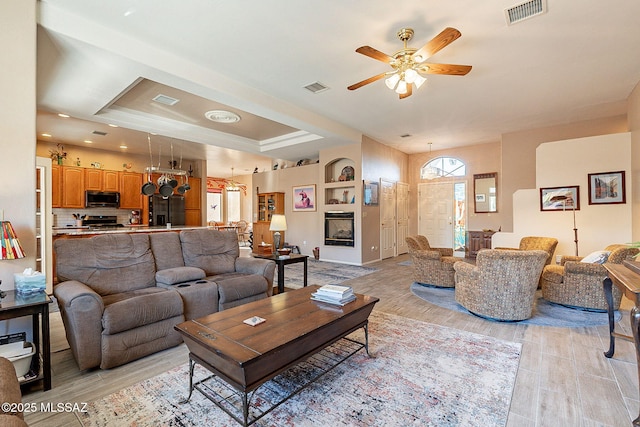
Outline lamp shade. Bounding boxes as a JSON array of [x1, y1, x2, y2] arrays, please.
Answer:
[[1, 221, 25, 259], [269, 214, 287, 231]]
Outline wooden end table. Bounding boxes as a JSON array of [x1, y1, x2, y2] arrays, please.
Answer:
[[252, 253, 308, 294], [0, 290, 52, 390]]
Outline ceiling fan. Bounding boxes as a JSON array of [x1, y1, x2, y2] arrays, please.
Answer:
[[347, 27, 472, 99]]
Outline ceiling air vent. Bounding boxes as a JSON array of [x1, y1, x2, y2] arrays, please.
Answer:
[[505, 0, 547, 25], [152, 94, 180, 106], [303, 82, 329, 94], [92, 130, 107, 136]]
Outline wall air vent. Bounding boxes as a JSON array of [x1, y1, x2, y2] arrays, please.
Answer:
[[303, 82, 329, 94], [92, 130, 107, 136], [505, 0, 547, 25], [152, 94, 180, 106], [400, 134, 412, 138]]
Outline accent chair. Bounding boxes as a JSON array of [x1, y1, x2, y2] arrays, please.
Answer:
[[496, 236, 558, 266], [540, 244, 639, 311], [454, 249, 548, 321], [405, 235, 457, 288]]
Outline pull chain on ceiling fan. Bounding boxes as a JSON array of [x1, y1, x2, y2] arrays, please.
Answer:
[[347, 27, 472, 99]]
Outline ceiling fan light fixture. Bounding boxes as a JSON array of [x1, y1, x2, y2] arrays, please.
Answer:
[[404, 68, 418, 84], [385, 73, 400, 89], [414, 74, 427, 89], [395, 79, 408, 95]]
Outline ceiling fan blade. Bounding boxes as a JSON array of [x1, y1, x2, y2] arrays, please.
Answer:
[[419, 63, 472, 76], [399, 84, 412, 99], [347, 72, 388, 91], [412, 27, 462, 62], [355, 46, 394, 64]]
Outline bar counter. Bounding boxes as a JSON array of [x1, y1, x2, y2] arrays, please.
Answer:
[[52, 225, 211, 236]]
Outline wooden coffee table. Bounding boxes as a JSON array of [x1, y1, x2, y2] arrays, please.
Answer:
[[174, 285, 379, 426]]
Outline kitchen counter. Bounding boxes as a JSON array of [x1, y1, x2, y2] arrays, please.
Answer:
[[52, 225, 211, 236]]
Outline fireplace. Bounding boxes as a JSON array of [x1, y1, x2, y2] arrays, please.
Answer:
[[324, 211, 354, 247]]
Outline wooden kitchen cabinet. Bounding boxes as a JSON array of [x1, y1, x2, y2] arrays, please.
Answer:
[[467, 230, 496, 258], [184, 177, 201, 225], [119, 171, 143, 209], [84, 168, 118, 191], [51, 165, 61, 208], [61, 166, 85, 208]]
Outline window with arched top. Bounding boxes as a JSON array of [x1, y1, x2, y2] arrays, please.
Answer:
[[420, 157, 466, 179]]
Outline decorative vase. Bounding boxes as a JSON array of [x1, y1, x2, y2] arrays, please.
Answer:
[[57, 157, 63, 165]]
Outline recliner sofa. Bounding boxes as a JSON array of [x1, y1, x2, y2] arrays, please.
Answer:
[[54, 229, 275, 370]]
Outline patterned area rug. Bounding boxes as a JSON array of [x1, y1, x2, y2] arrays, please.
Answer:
[[283, 259, 376, 289], [79, 312, 521, 427], [411, 282, 622, 327]]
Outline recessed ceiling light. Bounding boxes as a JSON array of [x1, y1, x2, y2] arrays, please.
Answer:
[[108, 124, 119, 128], [205, 110, 241, 123], [41, 133, 51, 137], [57, 113, 70, 118], [119, 144, 128, 149], [84, 140, 93, 144]]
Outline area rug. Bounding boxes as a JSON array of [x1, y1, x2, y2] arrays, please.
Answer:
[[283, 259, 376, 289], [411, 282, 622, 327], [79, 312, 521, 427]]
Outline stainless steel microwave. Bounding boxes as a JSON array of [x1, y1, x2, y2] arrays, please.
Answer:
[[85, 191, 120, 208]]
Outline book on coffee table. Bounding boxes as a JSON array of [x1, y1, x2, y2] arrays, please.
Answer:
[[311, 285, 356, 306]]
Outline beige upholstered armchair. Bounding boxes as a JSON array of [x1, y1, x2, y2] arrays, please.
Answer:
[[540, 244, 639, 311], [405, 235, 457, 288], [497, 236, 558, 266], [454, 249, 548, 321]]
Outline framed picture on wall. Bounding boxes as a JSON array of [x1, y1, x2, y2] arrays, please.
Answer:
[[363, 180, 379, 206], [539, 186, 580, 211], [588, 171, 626, 205], [293, 184, 316, 211]]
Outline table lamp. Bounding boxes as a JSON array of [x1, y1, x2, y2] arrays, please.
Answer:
[[1, 221, 25, 260], [269, 214, 287, 250]]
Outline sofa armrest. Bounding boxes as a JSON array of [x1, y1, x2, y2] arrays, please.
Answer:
[[53, 280, 105, 370], [560, 255, 583, 265], [235, 257, 276, 294], [431, 247, 453, 257], [453, 261, 478, 283], [412, 250, 446, 261], [564, 261, 606, 276]]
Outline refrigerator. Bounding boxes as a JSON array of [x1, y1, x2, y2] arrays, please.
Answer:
[[149, 194, 186, 226]]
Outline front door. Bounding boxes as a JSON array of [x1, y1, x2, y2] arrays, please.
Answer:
[[396, 182, 409, 255], [418, 182, 454, 249], [380, 179, 396, 259]]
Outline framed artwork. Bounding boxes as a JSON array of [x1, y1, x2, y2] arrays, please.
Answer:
[[363, 180, 379, 206], [475, 194, 486, 203], [588, 171, 626, 205], [293, 184, 316, 211], [539, 186, 580, 211]]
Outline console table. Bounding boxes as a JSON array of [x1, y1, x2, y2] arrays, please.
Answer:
[[603, 262, 640, 426]]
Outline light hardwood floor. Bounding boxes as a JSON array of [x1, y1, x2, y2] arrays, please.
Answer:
[[22, 254, 639, 426]]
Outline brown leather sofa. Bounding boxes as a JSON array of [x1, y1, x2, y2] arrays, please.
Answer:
[[54, 229, 275, 370], [0, 357, 27, 426]]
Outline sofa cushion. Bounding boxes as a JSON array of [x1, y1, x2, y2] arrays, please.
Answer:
[[155, 266, 206, 285], [101, 288, 183, 334], [55, 234, 156, 296], [541, 264, 564, 284], [158, 280, 219, 320], [149, 232, 185, 271], [215, 274, 269, 310], [180, 229, 239, 275]]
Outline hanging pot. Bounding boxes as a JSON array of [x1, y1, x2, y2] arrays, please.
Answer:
[[141, 172, 156, 196], [159, 177, 174, 197], [169, 176, 178, 188]]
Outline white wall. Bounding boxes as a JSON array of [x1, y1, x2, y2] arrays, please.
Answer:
[[493, 133, 632, 257]]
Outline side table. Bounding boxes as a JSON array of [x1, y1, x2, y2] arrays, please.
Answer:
[[252, 253, 308, 294], [0, 290, 52, 390]]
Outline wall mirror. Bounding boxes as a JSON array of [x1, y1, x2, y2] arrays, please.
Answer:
[[474, 172, 497, 213]]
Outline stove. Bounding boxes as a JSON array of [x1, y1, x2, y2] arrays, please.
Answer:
[[82, 215, 124, 229]]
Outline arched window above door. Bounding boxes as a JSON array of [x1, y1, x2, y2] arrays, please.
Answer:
[[420, 157, 466, 179]]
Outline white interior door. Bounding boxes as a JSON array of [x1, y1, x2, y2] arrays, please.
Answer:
[[396, 182, 409, 255], [380, 179, 396, 259], [418, 182, 454, 248]]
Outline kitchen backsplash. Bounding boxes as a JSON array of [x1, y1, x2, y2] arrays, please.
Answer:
[[53, 208, 140, 227]]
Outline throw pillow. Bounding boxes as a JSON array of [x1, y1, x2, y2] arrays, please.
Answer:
[[580, 250, 611, 264]]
